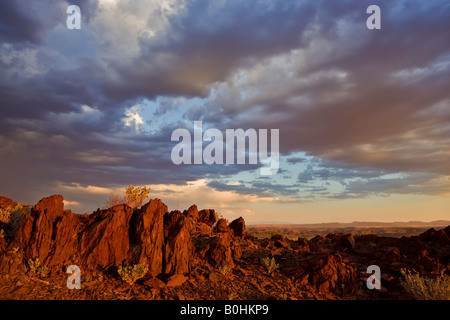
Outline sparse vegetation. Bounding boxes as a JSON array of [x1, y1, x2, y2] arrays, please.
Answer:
[[0, 204, 29, 236], [117, 263, 149, 285], [261, 257, 279, 274], [227, 292, 237, 300], [401, 269, 450, 300], [279, 293, 288, 300], [104, 194, 125, 209], [219, 264, 231, 276], [216, 212, 229, 224], [104, 185, 151, 209], [27, 258, 49, 277], [124, 185, 150, 209]]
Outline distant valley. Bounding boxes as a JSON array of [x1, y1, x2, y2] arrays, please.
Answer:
[[247, 220, 450, 239]]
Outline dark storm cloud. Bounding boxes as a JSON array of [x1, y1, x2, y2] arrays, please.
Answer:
[[0, 0, 96, 44], [103, 0, 321, 101], [216, 0, 450, 176], [0, 1, 43, 43], [0, 0, 449, 206]]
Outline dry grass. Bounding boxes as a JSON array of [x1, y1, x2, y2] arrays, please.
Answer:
[[401, 269, 450, 300]]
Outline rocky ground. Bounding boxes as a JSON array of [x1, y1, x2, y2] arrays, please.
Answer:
[[0, 195, 449, 300]]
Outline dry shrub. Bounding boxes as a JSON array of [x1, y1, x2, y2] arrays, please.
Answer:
[[261, 257, 279, 274], [124, 185, 150, 209], [0, 205, 29, 236], [103, 185, 151, 210], [118, 263, 149, 285], [401, 269, 450, 300]]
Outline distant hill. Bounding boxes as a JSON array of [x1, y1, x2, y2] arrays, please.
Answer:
[[247, 220, 450, 239], [249, 220, 450, 229]]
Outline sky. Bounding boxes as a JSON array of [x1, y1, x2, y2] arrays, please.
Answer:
[[0, 0, 449, 224]]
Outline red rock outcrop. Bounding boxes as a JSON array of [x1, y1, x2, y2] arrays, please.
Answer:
[[0, 196, 18, 210], [198, 209, 217, 226], [163, 210, 192, 274], [215, 219, 229, 233], [283, 253, 358, 296], [229, 217, 245, 237], [129, 199, 166, 276], [0, 195, 201, 276], [207, 232, 235, 269], [183, 205, 199, 220]]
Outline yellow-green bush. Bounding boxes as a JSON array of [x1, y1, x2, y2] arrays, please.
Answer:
[[27, 258, 49, 277], [118, 263, 149, 285], [401, 269, 450, 300], [260, 257, 279, 274]]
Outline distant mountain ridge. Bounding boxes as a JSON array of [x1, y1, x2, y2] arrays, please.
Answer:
[[249, 220, 450, 229]]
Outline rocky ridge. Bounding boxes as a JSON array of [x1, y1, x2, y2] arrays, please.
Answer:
[[0, 195, 449, 300]]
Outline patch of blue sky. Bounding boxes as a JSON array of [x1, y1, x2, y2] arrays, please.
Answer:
[[46, 24, 98, 69], [141, 96, 207, 131]]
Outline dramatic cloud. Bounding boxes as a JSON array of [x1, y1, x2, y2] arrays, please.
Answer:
[[0, 0, 449, 221]]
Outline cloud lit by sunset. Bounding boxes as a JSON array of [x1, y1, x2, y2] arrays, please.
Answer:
[[0, 0, 449, 223]]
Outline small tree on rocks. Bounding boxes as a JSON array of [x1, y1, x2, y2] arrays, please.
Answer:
[[104, 185, 151, 209], [124, 185, 151, 209]]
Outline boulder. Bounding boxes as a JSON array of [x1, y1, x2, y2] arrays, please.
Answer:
[[198, 209, 217, 226], [274, 240, 289, 248], [183, 205, 199, 220], [26, 195, 65, 261], [284, 253, 358, 296], [164, 211, 192, 274], [215, 219, 229, 233], [129, 199, 167, 276], [229, 217, 245, 237], [295, 238, 311, 253], [45, 210, 83, 267], [80, 204, 133, 268], [0, 196, 18, 210], [207, 232, 234, 269], [270, 234, 284, 241], [166, 274, 188, 287]]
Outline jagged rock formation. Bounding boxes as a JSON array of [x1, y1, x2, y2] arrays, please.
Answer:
[[163, 210, 192, 274], [0, 194, 449, 300], [0, 195, 242, 277]]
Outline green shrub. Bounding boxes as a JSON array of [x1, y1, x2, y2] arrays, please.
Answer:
[[260, 257, 279, 274], [118, 263, 149, 285], [401, 269, 450, 300]]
